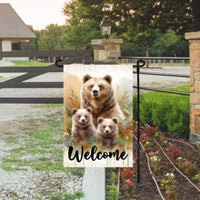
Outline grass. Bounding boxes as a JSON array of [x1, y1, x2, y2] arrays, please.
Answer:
[[32, 104, 62, 108], [2, 118, 64, 171], [46, 191, 84, 200], [2, 110, 84, 177], [12, 60, 51, 67], [165, 85, 190, 93], [140, 84, 190, 103]]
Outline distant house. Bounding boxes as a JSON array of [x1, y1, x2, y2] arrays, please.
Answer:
[[0, 3, 36, 57]]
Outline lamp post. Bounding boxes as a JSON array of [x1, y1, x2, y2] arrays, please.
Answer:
[[92, 17, 122, 64], [100, 17, 112, 39]]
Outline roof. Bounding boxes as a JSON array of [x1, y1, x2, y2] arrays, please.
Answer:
[[0, 3, 36, 39]]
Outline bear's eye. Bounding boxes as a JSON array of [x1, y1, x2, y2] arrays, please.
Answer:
[[89, 84, 94, 90], [103, 125, 106, 129], [84, 116, 87, 120], [109, 126, 112, 129], [98, 85, 104, 90], [78, 115, 81, 119]]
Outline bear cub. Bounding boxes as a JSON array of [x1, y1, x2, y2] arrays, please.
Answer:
[[97, 117, 118, 149], [71, 107, 96, 144]]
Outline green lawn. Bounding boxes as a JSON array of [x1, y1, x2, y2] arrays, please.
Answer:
[[138, 85, 190, 106], [165, 85, 190, 93], [12, 60, 51, 67]]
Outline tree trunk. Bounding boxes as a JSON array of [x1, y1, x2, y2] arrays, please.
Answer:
[[171, 49, 177, 57], [145, 47, 149, 68], [192, 0, 200, 31]]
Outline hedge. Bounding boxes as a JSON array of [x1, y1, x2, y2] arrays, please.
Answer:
[[133, 91, 190, 138]]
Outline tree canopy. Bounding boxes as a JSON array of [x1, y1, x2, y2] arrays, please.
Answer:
[[38, 24, 67, 50], [30, 0, 196, 57], [76, 0, 192, 35], [61, 0, 192, 58]]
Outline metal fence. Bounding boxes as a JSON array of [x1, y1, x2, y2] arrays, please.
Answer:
[[120, 56, 190, 67], [133, 70, 190, 96], [0, 49, 93, 64]]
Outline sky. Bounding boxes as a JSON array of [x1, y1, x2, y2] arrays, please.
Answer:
[[0, 0, 69, 30]]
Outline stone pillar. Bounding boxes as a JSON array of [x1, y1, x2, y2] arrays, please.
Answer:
[[91, 39, 123, 64], [185, 31, 200, 142]]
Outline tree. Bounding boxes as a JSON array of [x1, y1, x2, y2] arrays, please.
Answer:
[[28, 25, 40, 50], [38, 24, 67, 50], [77, 0, 192, 35], [64, 24, 101, 49], [63, 0, 103, 49], [153, 29, 179, 57], [63, 0, 192, 56], [153, 0, 192, 35]]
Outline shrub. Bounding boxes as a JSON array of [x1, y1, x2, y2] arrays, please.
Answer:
[[165, 104, 189, 138], [133, 95, 153, 125], [152, 100, 169, 130], [106, 185, 120, 200], [133, 87, 190, 138]]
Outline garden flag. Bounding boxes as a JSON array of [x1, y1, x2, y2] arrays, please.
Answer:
[[63, 64, 133, 167]]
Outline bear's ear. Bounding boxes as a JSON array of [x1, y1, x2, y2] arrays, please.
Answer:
[[97, 117, 104, 124], [71, 108, 77, 115], [86, 107, 92, 113], [112, 118, 118, 124], [83, 74, 92, 83], [103, 75, 112, 84]]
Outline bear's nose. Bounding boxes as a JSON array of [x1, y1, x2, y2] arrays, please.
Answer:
[[81, 118, 85, 123], [92, 90, 98, 96], [105, 127, 110, 134]]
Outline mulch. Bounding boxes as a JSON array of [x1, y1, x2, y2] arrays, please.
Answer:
[[106, 131, 200, 200]]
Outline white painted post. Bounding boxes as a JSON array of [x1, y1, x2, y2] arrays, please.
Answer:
[[82, 167, 105, 200]]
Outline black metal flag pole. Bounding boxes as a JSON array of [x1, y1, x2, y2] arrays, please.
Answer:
[[133, 59, 145, 184]]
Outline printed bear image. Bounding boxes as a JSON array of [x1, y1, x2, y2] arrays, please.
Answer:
[[97, 117, 118, 149], [71, 107, 96, 144], [81, 74, 125, 127]]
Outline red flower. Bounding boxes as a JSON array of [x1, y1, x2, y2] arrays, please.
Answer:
[[160, 136, 165, 141]]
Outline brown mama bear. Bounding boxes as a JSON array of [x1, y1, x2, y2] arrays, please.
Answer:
[[80, 74, 124, 127], [71, 107, 96, 144], [97, 117, 118, 149]]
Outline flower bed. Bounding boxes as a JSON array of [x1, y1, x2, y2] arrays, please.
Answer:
[[106, 125, 200, 200]]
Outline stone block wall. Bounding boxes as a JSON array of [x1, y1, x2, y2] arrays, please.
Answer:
[[91, 39, 123, 64], [185, 31, 200, 142]]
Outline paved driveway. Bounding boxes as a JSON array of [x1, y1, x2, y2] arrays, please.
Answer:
[[133, 66, 190, 88], [0, 71, 63, 122]]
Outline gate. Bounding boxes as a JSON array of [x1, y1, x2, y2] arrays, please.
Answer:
[[0, 50, 92, 104]]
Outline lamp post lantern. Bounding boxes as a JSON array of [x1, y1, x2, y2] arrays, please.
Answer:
[[100, 17, 112, 39]]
